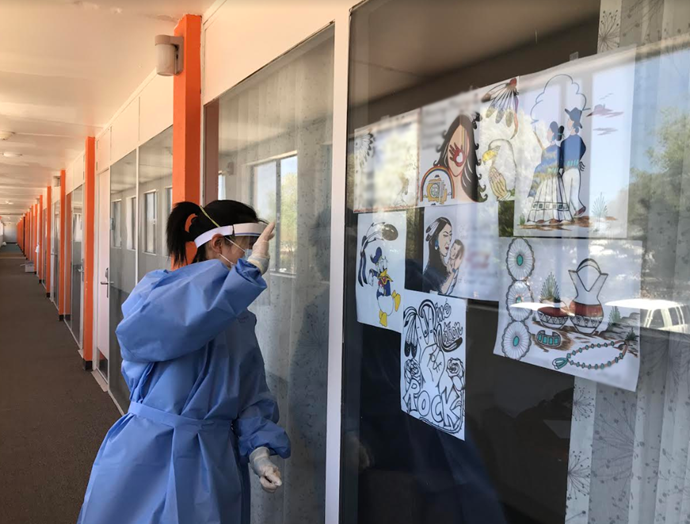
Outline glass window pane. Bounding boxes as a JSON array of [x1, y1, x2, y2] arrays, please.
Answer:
[[204, 26, 334, 523], [110, 150, 136, 411], [252, 160, 278, 270], [144, 191, 157, 254], [165, 187, 173, 218], [67, 185, 84, 343], [126, 196, 136, 250], [53, 201, 60, 307], [279, 156, 298, 274], [138, 126, 173, 278], [342, 1, 690, 524], [110, 201, 121, 248]]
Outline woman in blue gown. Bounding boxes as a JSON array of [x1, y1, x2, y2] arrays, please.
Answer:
[[77, 200, 290, 524]]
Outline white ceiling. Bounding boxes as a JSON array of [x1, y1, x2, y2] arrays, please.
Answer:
[[0, 0, 213, 219]]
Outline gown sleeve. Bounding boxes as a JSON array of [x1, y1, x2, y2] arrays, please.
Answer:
[[234, 315, 291, 460], [116, 259, 266, 363]]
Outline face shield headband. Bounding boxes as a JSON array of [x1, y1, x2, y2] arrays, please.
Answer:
[[193, 206, 266, 248]]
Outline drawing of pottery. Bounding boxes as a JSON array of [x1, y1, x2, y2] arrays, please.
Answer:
[[537, 302, 569, 329], [569, 258, 608, 335]]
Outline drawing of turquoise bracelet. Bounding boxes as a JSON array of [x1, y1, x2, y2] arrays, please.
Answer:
[[552, 340, 627, 370]]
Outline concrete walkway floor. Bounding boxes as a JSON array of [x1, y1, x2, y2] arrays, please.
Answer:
[[0, 245, 120, 524]]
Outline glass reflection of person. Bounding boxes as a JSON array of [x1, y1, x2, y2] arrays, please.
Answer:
[[528, 121, 569, 224], [561, 107, 587, 217], [423, 218, 464, 295], [434, 114, 488, 203]]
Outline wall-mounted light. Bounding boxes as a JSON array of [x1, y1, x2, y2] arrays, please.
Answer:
[[2, 151, 22, 158], [0, 131, 14, 141], [155, 35, 184, 76]]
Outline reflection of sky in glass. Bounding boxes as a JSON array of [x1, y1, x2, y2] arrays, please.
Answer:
[[631, 46, 690, 173], [255, 162, 276, 221]]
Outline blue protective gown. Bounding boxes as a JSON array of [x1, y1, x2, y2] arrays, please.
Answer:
[[77, 259, 291, 524]]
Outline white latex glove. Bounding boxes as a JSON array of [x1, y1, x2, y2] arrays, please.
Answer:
[[249, 446, 282, 493], [247, 222, 275, 275]]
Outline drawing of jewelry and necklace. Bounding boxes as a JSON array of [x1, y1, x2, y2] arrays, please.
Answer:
[[401, 292, 466, 440], [357, 221, 401, 328], [501, 238, 535, 360], [420, 113, 487, 205], [501, 241, 639, 379]]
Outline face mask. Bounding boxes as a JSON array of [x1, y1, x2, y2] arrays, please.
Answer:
[[227, 238, 252, 260]]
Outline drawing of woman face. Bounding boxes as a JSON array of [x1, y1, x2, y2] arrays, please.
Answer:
[[437, 224, 452, 257], [447, 125, 470, 178]]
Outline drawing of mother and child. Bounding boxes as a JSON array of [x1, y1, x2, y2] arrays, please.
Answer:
[[527, 107, 587, 224]]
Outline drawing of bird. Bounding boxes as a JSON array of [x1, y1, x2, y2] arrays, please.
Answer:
[[482, 78, 520, 139], [481, 140, 517, 201]]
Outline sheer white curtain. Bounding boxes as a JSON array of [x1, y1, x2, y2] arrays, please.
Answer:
[[216, 27, 335, 524], [568, 2, 690, 522]]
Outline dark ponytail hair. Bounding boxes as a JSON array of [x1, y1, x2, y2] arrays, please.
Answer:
[[166, 200, 259, 267], [549, 121, 564, 142]]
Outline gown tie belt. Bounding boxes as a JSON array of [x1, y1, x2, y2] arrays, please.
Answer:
[[128, 402, 234, 434]]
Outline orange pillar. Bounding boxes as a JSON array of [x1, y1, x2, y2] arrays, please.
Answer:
[[83, 137, 96, 364], [38, 195, 44, 282], [59, 170, 66, 318], [46, 186, 52, 297], [172, 14, 202, 266], [29, 210, 33, 262], [32, 205, 37, 270]]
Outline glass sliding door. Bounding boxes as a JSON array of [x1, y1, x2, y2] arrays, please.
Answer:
[[110, 151, 137, 410], [67, 185, 84, 345], [138, 126, 173, 278], [341, 1, 690, 524], [204, 26, 334, 524], [52, 201, 60, 308]]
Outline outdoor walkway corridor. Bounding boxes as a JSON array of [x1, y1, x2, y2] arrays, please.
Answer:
[[0, 245, 120, 524]]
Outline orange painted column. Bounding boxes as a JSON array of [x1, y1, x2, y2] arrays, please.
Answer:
[[58, 170, 66, 318], [83, 137, 96, 363], [35, 204, 39, 271], [46, 186, 52, 296], [38, 195, 44, 282], [34, 204, 38, 269], [172, 14, 202, 266], [31, 204, 37, 270], [29, 210, 33, 262]]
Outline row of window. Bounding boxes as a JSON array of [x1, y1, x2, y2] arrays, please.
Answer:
[[110, 187, 172, 254]]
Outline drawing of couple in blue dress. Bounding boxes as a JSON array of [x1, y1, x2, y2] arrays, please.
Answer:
[[527, 107, 587, 224]]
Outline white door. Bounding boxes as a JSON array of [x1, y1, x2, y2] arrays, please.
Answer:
[[96, 169, 110, 381]]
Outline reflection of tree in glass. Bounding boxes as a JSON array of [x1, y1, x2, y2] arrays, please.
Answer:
[[592, 193, 609, 220], [628, 110, 690, 297]]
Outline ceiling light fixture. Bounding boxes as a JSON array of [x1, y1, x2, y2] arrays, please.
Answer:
[[2, 152, 22, 158], [0, 131, 14, 141]]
